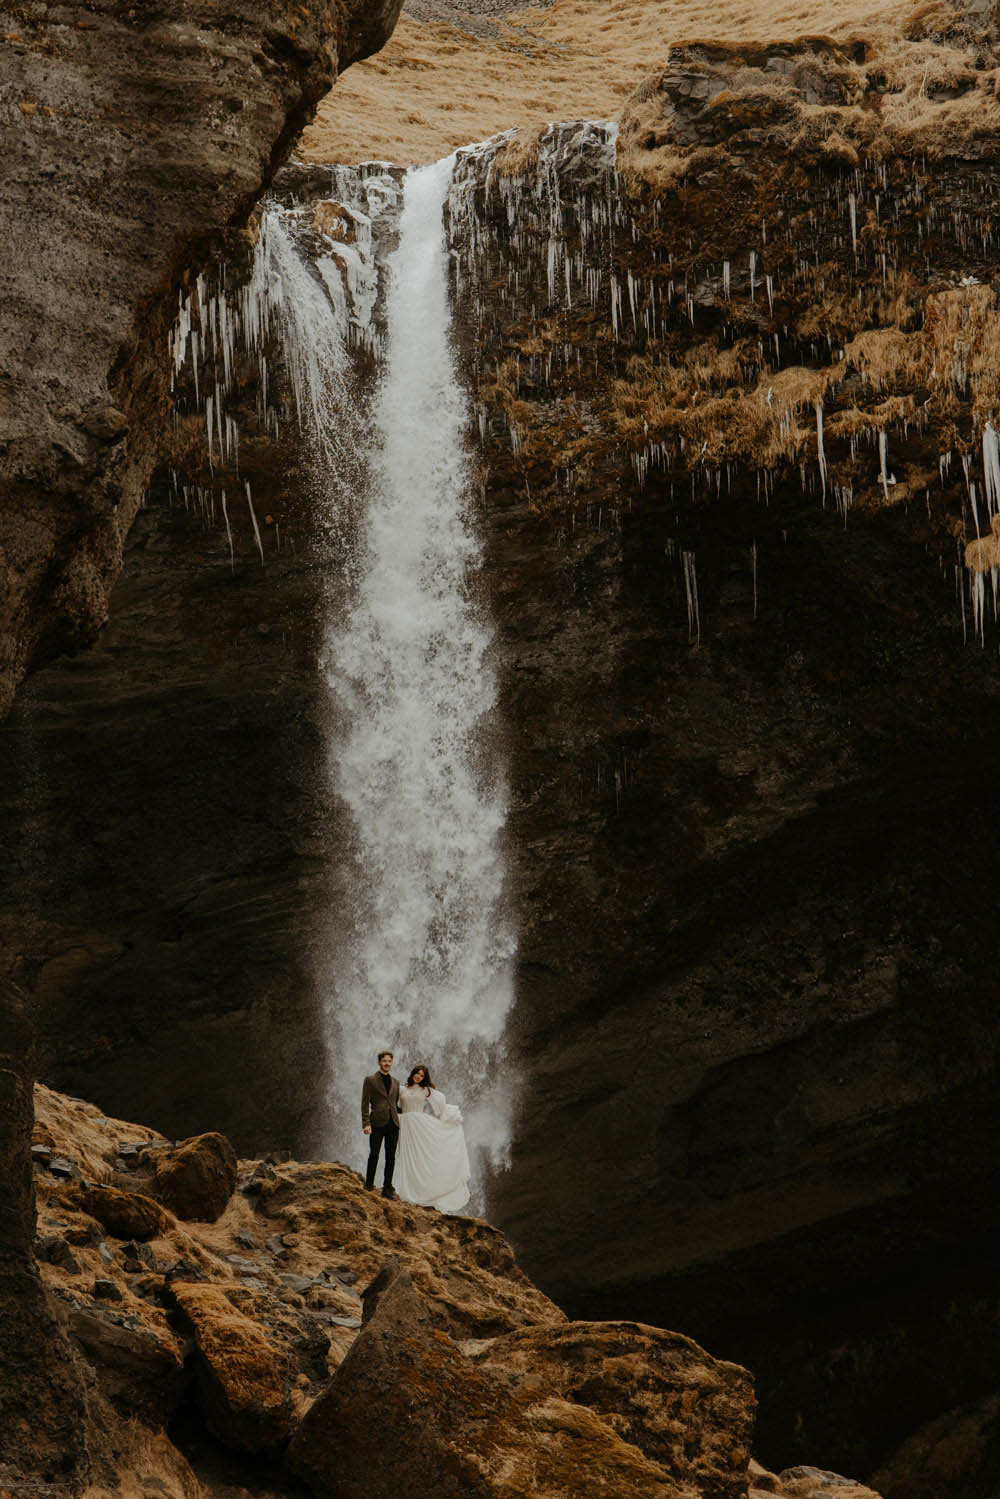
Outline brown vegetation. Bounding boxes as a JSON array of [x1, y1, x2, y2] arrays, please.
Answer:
[[301, 0, 916, 166]]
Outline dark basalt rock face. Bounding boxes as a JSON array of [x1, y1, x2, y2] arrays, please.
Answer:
[[442, 23, 1000, 1480], [0, 0, 403, 1490], [7, 5, 1000, 1490], [0, 495, 343, 1157]]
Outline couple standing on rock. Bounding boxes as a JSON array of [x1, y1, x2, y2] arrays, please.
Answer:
[[361, 1049, 471, 1213]]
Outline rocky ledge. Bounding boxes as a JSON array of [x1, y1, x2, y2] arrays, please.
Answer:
[[8, 1080, 883, 1499]]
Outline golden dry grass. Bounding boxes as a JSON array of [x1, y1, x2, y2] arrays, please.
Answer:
[[305, 0, 912, 166]]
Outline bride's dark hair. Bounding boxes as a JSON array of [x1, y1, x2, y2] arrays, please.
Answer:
[[407, 1063, 434, 1090]]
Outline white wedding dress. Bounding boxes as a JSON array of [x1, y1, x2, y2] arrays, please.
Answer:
[[396, 1084, 471, 1213]]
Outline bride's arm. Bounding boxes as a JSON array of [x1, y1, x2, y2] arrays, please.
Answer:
[[426, 1088, 447, 1118]]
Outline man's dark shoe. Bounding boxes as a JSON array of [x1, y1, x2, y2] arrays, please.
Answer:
[[364, 1182, 376, 1191], [381, 1187, 398, 1201]]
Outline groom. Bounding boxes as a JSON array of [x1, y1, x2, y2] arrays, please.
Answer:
[[361, 1049, 400, 1200]]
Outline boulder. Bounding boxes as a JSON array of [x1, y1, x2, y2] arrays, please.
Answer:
[[776, 1468, 882, 1499], [474, 1320, 754, 1499], [72, 1183, 166, 1242], [170, 1281, 293, 1455], [287, 1262, 505, 1498], [288, 1263, 755, 1499], [152, 1133, 237, 1222]]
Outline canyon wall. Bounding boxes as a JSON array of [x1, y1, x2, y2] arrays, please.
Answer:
[[6, 0, 1000, 1490], [0, 1, 402, 1490], [0, 0, 402, 720], [452, 22, 1000, 1478]]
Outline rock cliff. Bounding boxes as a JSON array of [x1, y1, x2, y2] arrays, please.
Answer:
[[6, 0, 1000, 1490], [0, 1, 402, 1489], [445, 14, 1000, 1478], [12, 1079, 878, 1499], [0, 0, 402, 719]]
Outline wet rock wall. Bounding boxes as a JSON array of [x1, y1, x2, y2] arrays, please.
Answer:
[[443, 39, 1000, 1477]]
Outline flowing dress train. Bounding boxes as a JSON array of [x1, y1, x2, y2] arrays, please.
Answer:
[[396, 1084, 471, 1212]]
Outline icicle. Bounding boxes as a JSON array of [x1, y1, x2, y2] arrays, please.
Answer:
[[245, 481, 264, 566], [682, 551, 700, 645], [221, 489, 234, 573], [983, 420, 1000, 518], [879, 431, 891, 502], [815, 401, 827, 505]]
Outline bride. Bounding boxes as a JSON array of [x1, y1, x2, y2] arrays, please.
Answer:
[[396, 1063, 471, 1213]]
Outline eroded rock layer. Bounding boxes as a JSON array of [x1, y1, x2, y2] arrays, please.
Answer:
[[0, 0, 402, 719], [441, 13, 1000, 1477], [6, 1, 1000, 1488]]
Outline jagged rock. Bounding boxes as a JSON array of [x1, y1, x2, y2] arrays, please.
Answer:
[[472, 1321, 754, 1499], [151, 1131, 237, 1222], [279, 1273, 314, 1295], [286, 1262, 509, 1497], [169, 1281, 293, 1455], [70, 1183, 166, 1242], [776, 1468, 881, 1499], [122, 1240, 156, 1271], [288, 1263, 756, 1499], [36, 1234, 80, 1274], [250, 1160, 562, 1338], [48, 1156, 80, 1180], [57, 1299, 187, 1422], [93, 1278, 122, 1302]]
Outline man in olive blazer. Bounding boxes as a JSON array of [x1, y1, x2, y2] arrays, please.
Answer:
[[362, 1049, 401, 1199]]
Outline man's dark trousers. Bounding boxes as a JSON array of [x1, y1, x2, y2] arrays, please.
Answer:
[[366, 1121, 399, 1190]]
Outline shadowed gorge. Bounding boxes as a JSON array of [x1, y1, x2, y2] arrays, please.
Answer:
[[5, 0, 1000, 1495]]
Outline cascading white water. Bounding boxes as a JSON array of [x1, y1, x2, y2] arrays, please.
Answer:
[[324, 156, 516, 1184]]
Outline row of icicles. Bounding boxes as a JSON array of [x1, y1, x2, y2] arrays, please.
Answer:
[[161, 123, 1000, 644]]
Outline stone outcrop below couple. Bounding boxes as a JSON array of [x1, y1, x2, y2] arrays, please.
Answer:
[[6, 1079, 884, 1499]]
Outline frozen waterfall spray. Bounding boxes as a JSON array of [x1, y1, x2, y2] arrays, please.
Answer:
[[324, 157, 516, 1184]]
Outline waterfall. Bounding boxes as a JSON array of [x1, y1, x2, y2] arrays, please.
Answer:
[[323, 156, 515, 1184]]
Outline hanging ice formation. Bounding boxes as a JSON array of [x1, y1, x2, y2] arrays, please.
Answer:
[[167, 163, 400, 552]]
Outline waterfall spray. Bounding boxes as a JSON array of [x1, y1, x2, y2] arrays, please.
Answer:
[[324, 156, 516, 1187]]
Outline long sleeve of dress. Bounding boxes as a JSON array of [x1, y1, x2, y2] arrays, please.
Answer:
[[426, 1088, 447, 1119]]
